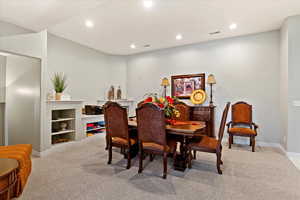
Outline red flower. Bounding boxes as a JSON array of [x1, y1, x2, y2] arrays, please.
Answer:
[[156, 103, 164, 108], [166, 96, 174, 104], [144, 97, 152, 103]]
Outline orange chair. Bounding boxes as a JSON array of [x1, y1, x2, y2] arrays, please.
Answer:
[[227, 102, 259, 152], [0, 144, 32, 198]]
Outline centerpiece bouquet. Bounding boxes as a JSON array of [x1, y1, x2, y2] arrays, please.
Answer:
[[141, 93, 180, 122]]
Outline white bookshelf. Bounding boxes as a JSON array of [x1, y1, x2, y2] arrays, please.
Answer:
[[45, 100, 84, 150]]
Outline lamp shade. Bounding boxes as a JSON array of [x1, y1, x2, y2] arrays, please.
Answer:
[[207, 74, 216, 84], [161, 77, 170, 86]]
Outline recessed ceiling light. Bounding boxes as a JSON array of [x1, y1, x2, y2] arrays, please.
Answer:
[[130, 44, 136, 49], [176, 34, 183, 40], [85, 20, 94, 28], [229, 23, 237, 30], [143, 0, 153, 8]]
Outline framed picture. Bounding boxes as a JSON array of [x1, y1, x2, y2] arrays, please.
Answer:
[[171, 73, 205, 99]]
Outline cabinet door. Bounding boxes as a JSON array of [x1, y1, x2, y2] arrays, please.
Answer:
[[0, 56, 6, 103]]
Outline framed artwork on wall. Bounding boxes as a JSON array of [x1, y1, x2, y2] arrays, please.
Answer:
[[171, 73, 205, 99]]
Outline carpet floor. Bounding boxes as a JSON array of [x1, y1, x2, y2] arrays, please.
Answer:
[[19, 135, 300, 200]]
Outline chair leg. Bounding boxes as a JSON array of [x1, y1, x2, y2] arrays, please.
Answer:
[[163, 152, 168, 179], [250, 137, 252, 146], [216, 152, 222, 175], [188, 147, 192, 169], [252, 136, 255, 152], [138, 144, 143, 173], [228, 134, 232, 149], [126, 148, 131, 169], [220, 145, 223, 165], [105, 135, 109, 150], [193, 150, 196, 159], [107, 144, 112, 164], [150, 154, 154, 162]]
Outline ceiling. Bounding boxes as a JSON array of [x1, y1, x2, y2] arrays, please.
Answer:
[[1, 0, 300, 55]]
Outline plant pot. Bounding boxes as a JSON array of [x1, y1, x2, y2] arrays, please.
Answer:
[[55, 93, 62, 100]]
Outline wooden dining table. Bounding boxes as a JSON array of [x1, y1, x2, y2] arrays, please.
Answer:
[[128, 119, 206, 171]]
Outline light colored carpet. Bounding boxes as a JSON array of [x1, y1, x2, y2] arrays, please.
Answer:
[[19, 135, 300, 200]]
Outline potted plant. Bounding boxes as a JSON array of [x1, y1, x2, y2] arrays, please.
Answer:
[[52, 73, 67, 100]]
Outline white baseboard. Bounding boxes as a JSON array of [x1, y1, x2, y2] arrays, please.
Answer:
[[32, 134, 105, 157]]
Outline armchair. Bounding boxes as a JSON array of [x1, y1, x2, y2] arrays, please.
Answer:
[[227, 101, 259, 152]]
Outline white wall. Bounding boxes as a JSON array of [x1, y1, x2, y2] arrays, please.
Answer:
[[280, 20, 289, 149], [5, 55, 41, 150], [47, 34, 127, 104], [286, 15, 300, 153], [0, 55, 5, 145], [0, 55, 6, 102], [127, 31, 281, 143]]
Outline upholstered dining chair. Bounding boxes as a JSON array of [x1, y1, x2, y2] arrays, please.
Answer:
[[226, 101, 259, 152], [188, 102, 230, 174], [104, 101, 137, 169], [136, 103, 177, 179]]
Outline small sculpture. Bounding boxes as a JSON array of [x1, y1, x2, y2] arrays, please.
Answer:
[[117, 86, 122, 100], [108, 86, 115, 100]]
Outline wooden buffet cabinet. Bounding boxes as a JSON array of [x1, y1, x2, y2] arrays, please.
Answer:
[[190, 105, 215, 138]]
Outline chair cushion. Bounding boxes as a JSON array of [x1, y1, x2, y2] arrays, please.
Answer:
[[189, 136, 218, 151], [143, 139, 177, 153], [112, 137, 136, 145], [228, 127, 256, 135]]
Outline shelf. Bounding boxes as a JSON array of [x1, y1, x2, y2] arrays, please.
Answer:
[[82, 114, 104, 119], [52, 118, 75, 123], [86, 127, 105, 132], [52, 130, 75, 136]]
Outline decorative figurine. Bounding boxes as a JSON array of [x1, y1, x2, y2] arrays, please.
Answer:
[[117, 86, 122, 99], [108, 86, 115, 100]]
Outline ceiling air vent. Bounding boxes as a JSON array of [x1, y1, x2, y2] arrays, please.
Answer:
[[209, 31, 221, 35]]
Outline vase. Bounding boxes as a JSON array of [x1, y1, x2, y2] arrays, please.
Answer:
[[55, 93, 62, 100], [60, 122, 68, 131]]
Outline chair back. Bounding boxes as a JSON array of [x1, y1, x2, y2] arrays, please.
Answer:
[[217, 102, 230, 147], [232, 101, 252, 126], [137, 101, 144, 108], [174, 102, 190, 121], [136, 103, 166, 146], [103, 101, 129, 141]]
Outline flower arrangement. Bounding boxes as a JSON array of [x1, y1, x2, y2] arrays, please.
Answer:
[[142, 93, 180, 119]]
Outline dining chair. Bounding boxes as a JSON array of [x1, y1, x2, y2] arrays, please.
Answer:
[[188, 102, 230, 174], [226, 101, 259, 152], [173, 101, 190, 121], [104, 101, 137, 169], [136, 103, 177, 179]]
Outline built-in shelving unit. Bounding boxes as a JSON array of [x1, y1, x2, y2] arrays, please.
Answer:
[[45, 100, 84, 150], [51, 109, 75, 144], [82, 114, 105, 137]]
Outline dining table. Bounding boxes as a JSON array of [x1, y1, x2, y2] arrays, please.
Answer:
[[128, 119, 206, 171]]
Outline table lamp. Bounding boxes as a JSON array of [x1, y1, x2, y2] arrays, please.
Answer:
[[207, 74, 216, 106], [161, 77, 170, 97]]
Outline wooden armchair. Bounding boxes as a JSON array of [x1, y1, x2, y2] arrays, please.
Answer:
[[188, 103, 230, 174], [136, 103, 177, 179], [104, 101, 137, 169], [226, 101, 258, 152]]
